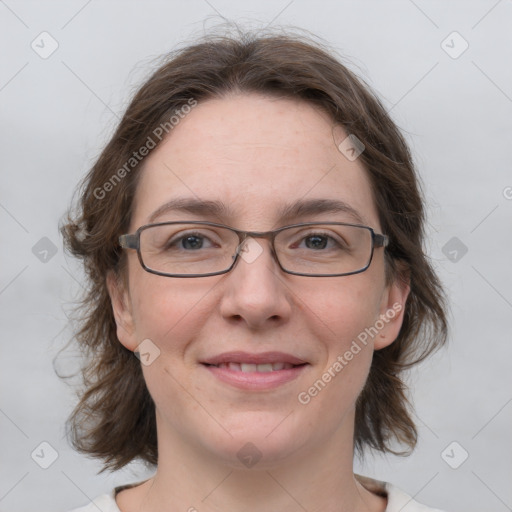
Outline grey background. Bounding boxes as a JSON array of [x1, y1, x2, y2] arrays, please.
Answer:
[[1, 1, 511, 511]]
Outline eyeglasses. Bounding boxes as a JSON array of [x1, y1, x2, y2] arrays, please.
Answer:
[[119, 221, 389, 278]]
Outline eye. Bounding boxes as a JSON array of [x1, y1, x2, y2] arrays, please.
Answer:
[[166, 231, 219, 251], [179, 234, 208, 250], [294, 231, 346, 251], [302, 234, 331, 250]]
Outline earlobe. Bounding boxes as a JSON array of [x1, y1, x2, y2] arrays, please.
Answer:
[[374, 277, 410, 351], [106, 271, 138, 351]]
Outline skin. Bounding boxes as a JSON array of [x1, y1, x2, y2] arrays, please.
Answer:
[[108, 93, 410, 512]]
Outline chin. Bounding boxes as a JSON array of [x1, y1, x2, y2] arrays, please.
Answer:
[[194, 410, 313, 469]]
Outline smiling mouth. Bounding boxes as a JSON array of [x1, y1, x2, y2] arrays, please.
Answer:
[[205, 362, 304, 372], [201, 351, 309, 389]]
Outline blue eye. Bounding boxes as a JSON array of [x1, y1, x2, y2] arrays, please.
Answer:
[[164, 231, 218, 251], [180, 235, 206, 250], [303, 234, 330, 250], [295, 231, 344, 251]]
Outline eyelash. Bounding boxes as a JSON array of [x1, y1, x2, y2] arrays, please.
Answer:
[[166, 230, 345, 251]]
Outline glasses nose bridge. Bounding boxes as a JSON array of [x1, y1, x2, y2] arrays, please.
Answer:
[[242, 228, 277, 241], [236, 228, 279, 260]]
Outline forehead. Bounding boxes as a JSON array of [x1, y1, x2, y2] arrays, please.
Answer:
[[131, 94, 380, 230]]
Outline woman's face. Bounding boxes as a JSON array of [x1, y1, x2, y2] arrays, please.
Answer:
[[110, 93, 408, 468]]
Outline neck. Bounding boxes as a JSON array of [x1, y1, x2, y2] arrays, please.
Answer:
[[118, 410, 386, 512]]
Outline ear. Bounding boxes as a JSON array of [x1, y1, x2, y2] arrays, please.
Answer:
[[106, 271, 138, 352], [374, 274, 410, 351]]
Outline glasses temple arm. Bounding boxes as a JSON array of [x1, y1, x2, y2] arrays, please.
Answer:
[[374, 233, 389, 248], [119, 234, 139, 250]]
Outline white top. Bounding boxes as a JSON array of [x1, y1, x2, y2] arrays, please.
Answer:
[[68, 476, 446, 512]]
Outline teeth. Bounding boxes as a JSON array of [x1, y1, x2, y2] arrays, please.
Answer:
[[215, 362, 295, 372], [254, 363, 273, 373], [241, 363, 257, 372]]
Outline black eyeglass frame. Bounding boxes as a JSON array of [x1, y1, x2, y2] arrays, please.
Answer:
[[119, 221, 389, 278]]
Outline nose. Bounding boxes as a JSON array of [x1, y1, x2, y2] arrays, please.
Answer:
[[219, 237, 293, 330]]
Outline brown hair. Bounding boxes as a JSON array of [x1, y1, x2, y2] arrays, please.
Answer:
[[61, 27, 448, 471]]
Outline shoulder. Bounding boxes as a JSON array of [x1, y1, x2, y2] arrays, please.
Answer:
[[385, 482, 446, 512], [356, 474, 447, 512], [66, 492, 120, 512], [69, 478, 448, 512]]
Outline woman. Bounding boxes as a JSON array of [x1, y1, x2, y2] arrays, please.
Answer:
[[62, 29, 448, 512]]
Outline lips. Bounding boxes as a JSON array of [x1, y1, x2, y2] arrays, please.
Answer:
[[213, 362, 295, 372], [201, 351, 307, 369], [201, 351, 308, 390]]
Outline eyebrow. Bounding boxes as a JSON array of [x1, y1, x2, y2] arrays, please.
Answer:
[[148, 198, 235, 223], [277, 198, 366, 225], [148, 197, 367, 225]]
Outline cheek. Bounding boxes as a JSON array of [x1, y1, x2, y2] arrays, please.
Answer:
[[128, 268, 214, 354], [296, 275, 384, 402], [130, 275, 215, 413], [300, 272, 384, 344]]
